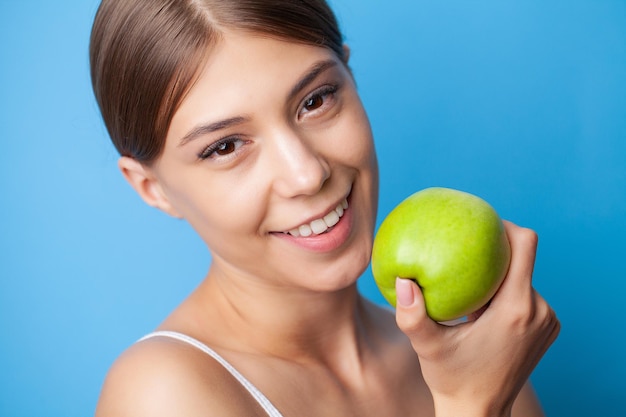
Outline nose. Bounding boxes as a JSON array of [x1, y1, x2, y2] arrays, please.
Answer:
[[268, 128, 330, 198]]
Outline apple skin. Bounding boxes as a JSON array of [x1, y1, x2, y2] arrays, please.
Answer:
[[371, 187, 511, 322]]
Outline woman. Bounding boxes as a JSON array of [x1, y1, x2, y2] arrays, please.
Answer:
[[90, 1, 560, 416]]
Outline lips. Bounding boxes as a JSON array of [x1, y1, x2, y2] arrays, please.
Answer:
[[285, 198, 349, 237]]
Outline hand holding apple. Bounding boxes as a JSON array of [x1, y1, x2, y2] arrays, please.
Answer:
[[393, 221, 560, 416], [371, 187, 511, 322]]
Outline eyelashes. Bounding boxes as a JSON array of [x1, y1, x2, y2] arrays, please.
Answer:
[[197, 136, 246, 160], [299, 84, 339, 119], [197, 82, 341, 161]]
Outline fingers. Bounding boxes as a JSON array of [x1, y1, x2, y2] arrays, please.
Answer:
[[394, 278, 444, 354], [492, 221, 539, 304], [492, 222, 560, 351], [532, 290, 561, 347], [392, 221, 560, 413]]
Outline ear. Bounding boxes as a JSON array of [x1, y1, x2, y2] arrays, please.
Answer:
[[118, 156, 182, 218], [342, 44, 351, 64]]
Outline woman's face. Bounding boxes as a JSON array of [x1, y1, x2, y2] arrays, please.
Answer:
[[147, 30, 378, 292]]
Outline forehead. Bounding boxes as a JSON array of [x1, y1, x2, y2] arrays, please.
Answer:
[[166, 31, 340, 138]]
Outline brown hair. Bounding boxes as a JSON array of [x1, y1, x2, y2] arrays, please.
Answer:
[[89, 0, 346, 163]]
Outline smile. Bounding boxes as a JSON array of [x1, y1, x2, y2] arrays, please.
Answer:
[[285, 198, 349, 237]]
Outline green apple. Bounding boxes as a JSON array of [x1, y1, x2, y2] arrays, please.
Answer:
[[371, 187, 511, 322]]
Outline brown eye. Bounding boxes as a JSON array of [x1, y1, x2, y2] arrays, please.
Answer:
[[299, 84, 338, 118], [215, 141, 236, 155], [198, 137, 246, 160], [304, 94, 324, 111]]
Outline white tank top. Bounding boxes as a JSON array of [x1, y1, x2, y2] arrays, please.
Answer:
[[139, 330, 284, 417]]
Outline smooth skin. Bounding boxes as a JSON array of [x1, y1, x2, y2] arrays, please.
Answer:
[[96, 30, 559, 417]]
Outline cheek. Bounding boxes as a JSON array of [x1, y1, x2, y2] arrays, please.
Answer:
[[328, 104, 379, 217], [348, 119, 378, 196], [161, 172, 264, 243], [332, 105, 377, 170], [346, 106, 379, 218]]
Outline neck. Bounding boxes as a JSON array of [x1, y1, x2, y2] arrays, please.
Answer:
[[186, 264, 375, 367]]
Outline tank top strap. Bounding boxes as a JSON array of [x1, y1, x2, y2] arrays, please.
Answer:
[[139, 330, 284, 417]]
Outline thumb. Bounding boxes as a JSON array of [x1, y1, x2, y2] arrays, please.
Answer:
[[395, 278, 442, 343]]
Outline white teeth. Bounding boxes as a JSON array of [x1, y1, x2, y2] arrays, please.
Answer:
[[323, 210, 340, 228], [287, 198, 348, 237], [298, 224, 313, 237], [310, 219, 327, 235]]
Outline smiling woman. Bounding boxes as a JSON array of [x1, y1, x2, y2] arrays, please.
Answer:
[[89, 1, 559, 416], [121, 31, 378, 293]]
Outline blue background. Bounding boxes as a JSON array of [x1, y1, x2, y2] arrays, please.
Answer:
[[1, 0, 624, 416]]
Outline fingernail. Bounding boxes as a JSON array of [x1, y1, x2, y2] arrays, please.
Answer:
[[396, 278, 415, 307]]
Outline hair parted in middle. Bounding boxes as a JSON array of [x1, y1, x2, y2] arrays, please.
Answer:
[[90, 0, 346, 164]]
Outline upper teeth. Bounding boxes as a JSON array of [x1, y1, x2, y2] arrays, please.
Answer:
[[287, 199, 348, 237]]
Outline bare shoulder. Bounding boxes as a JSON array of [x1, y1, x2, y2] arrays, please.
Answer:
[[95, 336, 269, 417]]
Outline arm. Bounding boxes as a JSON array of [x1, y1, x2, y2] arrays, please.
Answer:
[[395, 222, 560, 417]]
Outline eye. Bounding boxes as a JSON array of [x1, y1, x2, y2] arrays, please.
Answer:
[[299, 84, 338, 119], [304, 95, 324, 111], [214, 141, 236, 156], [198, 137, 246, 160]]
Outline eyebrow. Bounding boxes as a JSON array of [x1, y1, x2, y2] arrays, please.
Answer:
[[178, 116, 248, 147], [288, 59, 339, 102], [178, 59, 339, 147]]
